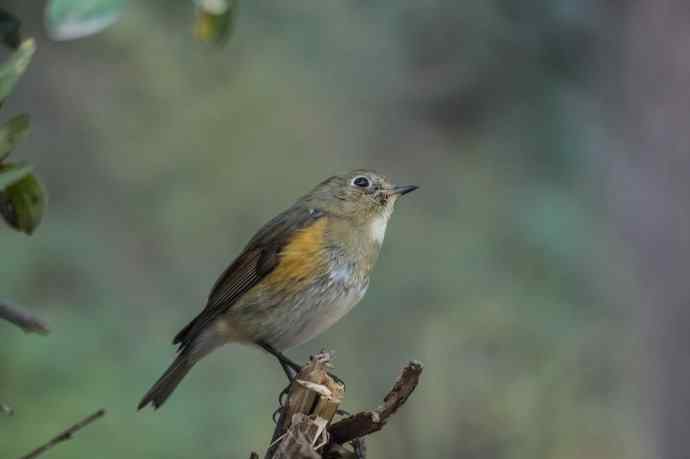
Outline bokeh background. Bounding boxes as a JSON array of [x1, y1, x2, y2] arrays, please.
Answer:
[[0, 1, 666, 458]]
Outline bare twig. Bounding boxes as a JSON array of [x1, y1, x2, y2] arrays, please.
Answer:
[[327, 361, 423, 445], [0, 301, 49, 335], [18, 409, 106, 459]]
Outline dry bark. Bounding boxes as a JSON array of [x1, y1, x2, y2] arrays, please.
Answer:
[[260, 353, 423, 459], [326, 361, 423, 445], [266, 352, 344, 459]]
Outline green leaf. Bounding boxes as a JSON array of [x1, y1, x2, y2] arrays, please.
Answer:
[[193, 0, 238, 45], [45, 0, 127, 41], [0, 114, 30, 161], [0, 39, 34, 102], [0, 164, 45, 234], [0, 162, 32, 190]]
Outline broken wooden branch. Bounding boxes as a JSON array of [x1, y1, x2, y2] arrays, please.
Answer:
[[273, 413, 324, 459], [327, 360, 423, 445], [258, 353, 423, 459], [0, 300, 49, 335], [18, 409, 105, 459], [266, 351, 344, 459]]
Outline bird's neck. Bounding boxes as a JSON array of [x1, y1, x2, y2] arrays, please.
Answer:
[[367, 204, 394, 246], [326, 211, 391, 274]]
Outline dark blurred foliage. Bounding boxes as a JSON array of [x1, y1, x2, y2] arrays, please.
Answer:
[[0, 2, 643, 459]]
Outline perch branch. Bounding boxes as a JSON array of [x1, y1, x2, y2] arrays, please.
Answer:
[[258, 354, 423, 459], [0, 301, 49, 335], [266, 351, 344, 459], [327, 361, 423, 445], [18, 409, 106, 459]]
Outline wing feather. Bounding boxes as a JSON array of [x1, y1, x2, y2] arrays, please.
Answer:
[[173, 205, 323, 349]]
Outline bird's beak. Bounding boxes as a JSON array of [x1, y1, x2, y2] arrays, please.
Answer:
[[391, 185, 418, 196]]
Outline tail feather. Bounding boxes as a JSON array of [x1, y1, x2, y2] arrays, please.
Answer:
[[138, 355, 193, 410]]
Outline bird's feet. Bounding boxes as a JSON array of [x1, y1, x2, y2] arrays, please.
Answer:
[[272, 381, 294, 424], [259, 341, 300, 379], [261, 342, 348, 423]]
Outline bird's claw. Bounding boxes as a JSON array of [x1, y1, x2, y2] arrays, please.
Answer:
[[273, 381, 293, 424], [278, 384, 291, 406], [272, 406, 283, 424]]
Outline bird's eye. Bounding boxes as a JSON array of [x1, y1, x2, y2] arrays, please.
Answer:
[[352, 176, 370, 188]]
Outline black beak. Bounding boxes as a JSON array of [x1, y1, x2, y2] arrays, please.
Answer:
[[392, 185, 418, 196]]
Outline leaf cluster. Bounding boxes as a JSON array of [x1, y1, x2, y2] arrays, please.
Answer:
[[0, 11, 43, 235]]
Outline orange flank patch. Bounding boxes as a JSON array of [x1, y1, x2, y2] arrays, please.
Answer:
[[264, 218, 329, 291]]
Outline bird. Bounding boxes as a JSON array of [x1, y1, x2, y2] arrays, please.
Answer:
[[138, 170, 417, 409]]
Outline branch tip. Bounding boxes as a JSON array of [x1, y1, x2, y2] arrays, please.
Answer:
[[18, 409, 106, 459], [0, 301, 49, 335]]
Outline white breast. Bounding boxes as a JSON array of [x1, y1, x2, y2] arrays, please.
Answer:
[[370, 214, 388, 244], [370, 204, 394, 245]]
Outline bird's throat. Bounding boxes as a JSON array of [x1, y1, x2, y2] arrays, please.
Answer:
[[369, 213, 389, 245]]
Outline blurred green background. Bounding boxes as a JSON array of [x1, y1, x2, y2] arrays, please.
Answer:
[[0, 2, 642, 458]]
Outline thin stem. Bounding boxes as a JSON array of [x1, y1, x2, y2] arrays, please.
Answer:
[[0, 301, 49, 335], [18, 409, 106, 459]]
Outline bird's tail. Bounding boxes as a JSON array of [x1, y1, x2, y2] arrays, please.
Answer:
[[138, 354, 194, 410]]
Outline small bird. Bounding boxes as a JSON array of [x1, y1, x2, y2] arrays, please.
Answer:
[[138, 170, 417, 409]]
